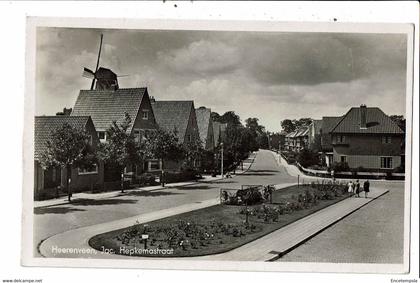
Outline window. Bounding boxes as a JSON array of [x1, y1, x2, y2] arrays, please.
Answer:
[[148, 160, 161, 171], [340, 156, 347, 163], [134, 129, 146, 143], [380, 157, 393, 169], [336, 135, 346, 143], [98, 131, 106, 142], [142, 110, 149, 120], [78, 164, 98, 175], [382, 136, 392, 144]]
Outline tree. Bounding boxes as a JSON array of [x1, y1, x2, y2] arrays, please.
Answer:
[[390, 115, 406, 132], [97, 113, 143, 193], [40, 123, 96, 202], [281, 119, 296, 134], [144, 128, 184, 186], [183, 136, 204, 171]]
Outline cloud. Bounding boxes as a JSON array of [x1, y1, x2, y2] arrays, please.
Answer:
[[35, 28, 408, 131], [157, 40, 241, 75]]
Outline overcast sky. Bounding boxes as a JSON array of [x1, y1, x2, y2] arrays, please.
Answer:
[[36, 27, 407, 132]]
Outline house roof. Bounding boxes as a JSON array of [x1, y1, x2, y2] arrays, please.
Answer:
[[331, 107, 404, 134], [151, 100, 194, 141], [195, 107, 212, 146], [71, 88, 147, 132], [295, 127, 309, 137], [321, 116, 342, 134], [286, 131, 297, 138], [213, 121, 227, 146], [34, 116, 91, 160]]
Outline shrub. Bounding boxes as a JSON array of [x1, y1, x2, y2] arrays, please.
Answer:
[[332, 161, 350, 172], [297, 149, 320, 168]]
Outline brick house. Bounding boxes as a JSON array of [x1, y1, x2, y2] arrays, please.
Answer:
[[34, 116, 103, 197], [330, 105, 405, 170], [71, 87, 159, 178], [151, 99, 201, 171], [195, 106, 215, 151]]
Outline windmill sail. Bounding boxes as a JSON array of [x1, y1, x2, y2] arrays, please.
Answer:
[[82, 67, 95, 79]]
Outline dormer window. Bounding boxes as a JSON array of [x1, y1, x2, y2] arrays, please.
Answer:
[[142, 110, 149, 120]]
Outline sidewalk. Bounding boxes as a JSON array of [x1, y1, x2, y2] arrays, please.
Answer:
[[38, 182, 387, 261], [34, 175, 221, 209], [35, 152, 257, 209]]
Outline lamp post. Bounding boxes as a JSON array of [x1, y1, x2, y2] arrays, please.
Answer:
[[220, 142, 224, 179]]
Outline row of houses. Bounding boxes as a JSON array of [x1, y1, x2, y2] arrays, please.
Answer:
[[283, 104, 405, 171], [34, 68, 226, 195]]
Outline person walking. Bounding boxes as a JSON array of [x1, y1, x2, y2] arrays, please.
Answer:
[[363, 180, 370, 198], [348, 180, 354, 196], [355, 179, 360, 197]]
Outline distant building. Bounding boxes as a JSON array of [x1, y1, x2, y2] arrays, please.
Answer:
[[34, 116, 102, 197], [151, 99, 201, 170], [330, 105, 405, 170], [212, 121, 227, 148], [195, 106, 215, 151], [308, 119, 322, 151], [285, 127, 309, 152]]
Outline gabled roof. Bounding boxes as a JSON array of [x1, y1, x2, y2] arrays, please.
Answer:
[[331, 107, 404, 134], [151, 100, 195, 141], [195, 107, 212, 146], [286, 131, 297, 138], [295, 127, 309, 137], [321, 116, 342, 134], [71, 88, 147, 132], [34, 116, 91, 160], [213, 121, 227, 146]]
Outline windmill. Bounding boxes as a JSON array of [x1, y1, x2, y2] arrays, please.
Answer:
[[82, 34, 104, 90]]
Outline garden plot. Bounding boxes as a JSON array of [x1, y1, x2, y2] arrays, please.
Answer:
[[89, 182, 350, 257]]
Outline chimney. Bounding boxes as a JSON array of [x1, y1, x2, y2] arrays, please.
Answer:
[[360, 104, 367, 129], [150, 96, 156, 103]]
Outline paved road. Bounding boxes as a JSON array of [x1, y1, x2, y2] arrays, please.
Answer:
[[34, 149, 292, 256]]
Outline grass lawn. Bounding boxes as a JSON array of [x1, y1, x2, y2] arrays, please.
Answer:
[[89, 184, 349, 257]]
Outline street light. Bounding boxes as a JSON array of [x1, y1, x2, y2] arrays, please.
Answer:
[[220, 142, 224, 179]]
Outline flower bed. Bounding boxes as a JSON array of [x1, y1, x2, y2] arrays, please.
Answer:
[[89, 183, 349, 257]]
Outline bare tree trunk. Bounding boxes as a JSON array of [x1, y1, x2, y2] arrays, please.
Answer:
[[121, 167, 125, 193], [66, 164, 71, 202], [161, 159, 165, 187]]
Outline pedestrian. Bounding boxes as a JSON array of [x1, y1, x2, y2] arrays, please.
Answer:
[[348, 180, 354, 196], [363, 180, 370, 198], [355, 179, 360, 197]]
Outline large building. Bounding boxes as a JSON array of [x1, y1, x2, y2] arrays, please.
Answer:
[[71, 87, 159, 176], [330, 105, 404, 170]]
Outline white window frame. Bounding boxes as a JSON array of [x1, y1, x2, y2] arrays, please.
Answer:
[[148, 159, 162, 171], [340, 155, 347, 163], [380, 156, 393, 169], [78, 164, 99, 175]]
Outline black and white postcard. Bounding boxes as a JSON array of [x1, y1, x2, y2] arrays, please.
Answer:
[[21, 17, 415, 274]]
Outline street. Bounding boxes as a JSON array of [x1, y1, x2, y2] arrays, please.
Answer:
[[34, 150, 405, 263]]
